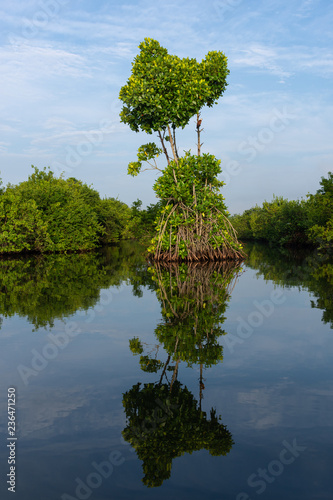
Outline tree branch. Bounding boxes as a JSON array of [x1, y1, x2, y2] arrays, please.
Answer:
[[172, 124, 179, 159], [167, 124, 178, 185], [196, 112, 203, 156], [167, 124, 178, 164], [157, 130, 170, 164]]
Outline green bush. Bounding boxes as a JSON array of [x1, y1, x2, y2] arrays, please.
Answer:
[[306, 172, 333, 252], [0, 167, 135, 254], [0, 189, 51, 253], [98, 197, 132, 244], [231, 172, 333, 251]]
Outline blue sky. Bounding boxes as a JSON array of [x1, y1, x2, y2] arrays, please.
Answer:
[[0, 0, 332, 213]]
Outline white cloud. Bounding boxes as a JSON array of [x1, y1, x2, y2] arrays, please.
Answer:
[[232, 44, 292, 79]]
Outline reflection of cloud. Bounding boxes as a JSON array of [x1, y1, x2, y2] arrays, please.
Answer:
[[17, 384, 125, 440], [235, 382, 333, 429]]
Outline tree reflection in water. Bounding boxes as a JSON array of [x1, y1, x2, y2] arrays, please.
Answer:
[[123, 261, 242, 487]]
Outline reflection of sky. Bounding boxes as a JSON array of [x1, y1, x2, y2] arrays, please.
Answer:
[[0, 263, 333, 500]]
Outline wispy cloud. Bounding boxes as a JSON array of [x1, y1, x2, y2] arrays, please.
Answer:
[[232, 45, 292, 79]]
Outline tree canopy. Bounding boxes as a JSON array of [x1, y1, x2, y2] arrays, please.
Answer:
[[119, 38, 229, 138]]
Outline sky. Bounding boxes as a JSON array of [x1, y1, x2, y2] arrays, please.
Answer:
[[0, 0, 332, 214]]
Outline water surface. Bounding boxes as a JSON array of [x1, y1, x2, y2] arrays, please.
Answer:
[[0, 242, 332, 499]]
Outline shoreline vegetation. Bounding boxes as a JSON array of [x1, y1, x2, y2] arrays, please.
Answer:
[[0, 167, 157, 256], [0, 168, 332, 256], [230, 171, 333, 254]]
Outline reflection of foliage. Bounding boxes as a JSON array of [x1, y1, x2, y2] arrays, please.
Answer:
[[150, 260, 241, 367], [306, 256, 333, 327], [122, 381, 233, 488], [129, 337, 144, 355], [245, 242, 333, 328], [0, 241, 149, 330], [139, 356, 164, 373], [130, 337, 163, 372], [124, 261, 238, 487]]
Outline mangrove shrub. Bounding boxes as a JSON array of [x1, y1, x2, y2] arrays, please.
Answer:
[[119, 38, 244, 261]]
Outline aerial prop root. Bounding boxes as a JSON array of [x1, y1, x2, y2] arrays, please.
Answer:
[[149, 202, 246, 262]]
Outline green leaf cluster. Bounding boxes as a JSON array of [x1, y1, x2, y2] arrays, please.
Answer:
[[153, 151, 225, 204], [127, 142, 162, 176], [306, 172, 333, 252], [119, 38, 229, 134]]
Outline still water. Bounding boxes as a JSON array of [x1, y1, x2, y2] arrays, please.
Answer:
[[0, 242, 332, 500]]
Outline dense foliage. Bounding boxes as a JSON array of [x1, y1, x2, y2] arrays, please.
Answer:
[[119, 37, 229, 140], [0, 167, 139, 254], [148, 152, 245, 260], [231, 172, 333, 252], [128, 199, 164, 240]]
